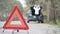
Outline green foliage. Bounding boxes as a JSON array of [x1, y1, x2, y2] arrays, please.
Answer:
[[0, 0, 24, 21], [0, 0, 60, 25], [56, 19, 60, 26]]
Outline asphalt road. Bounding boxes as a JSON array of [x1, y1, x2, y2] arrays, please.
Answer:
[[0, 21, 60, 34]]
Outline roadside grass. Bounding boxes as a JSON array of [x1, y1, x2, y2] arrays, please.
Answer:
[[56, 19, 60, 27], [49, 19, 60, 27]]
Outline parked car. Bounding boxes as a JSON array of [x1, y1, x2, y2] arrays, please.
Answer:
[[26, 10, 44, 23]]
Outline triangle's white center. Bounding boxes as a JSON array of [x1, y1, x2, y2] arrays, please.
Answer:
[[10, 21, 21, 25]]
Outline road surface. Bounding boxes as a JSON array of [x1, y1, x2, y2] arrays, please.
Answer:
[[0, 21, 60, 34]]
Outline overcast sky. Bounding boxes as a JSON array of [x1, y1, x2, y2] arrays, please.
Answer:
[[16, 0, 27, 8]]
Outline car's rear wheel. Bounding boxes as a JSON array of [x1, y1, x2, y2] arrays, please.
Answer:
[[27, 20, 30, 23], [40, 20, 43, 23], [38, 20, 44, 23]]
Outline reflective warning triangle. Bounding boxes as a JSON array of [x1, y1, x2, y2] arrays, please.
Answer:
[[3, 6, 29, 30]]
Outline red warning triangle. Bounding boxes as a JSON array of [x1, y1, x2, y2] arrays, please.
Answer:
[[3, 6, 29, 30]]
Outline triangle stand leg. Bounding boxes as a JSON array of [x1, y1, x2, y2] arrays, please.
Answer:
[[12, 30, 14, 34], [17, 30, 19, 32], [2, 29, 4, 32], [27, 30, 29, 34], [2, 29, 5, 33]]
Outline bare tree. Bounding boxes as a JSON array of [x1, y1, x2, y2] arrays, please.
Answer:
[[46, 0, 56, 24], [46, 0, 51, 22]]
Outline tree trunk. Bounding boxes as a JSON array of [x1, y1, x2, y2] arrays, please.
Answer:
[[46, 0, 51, 22], [46, 0, 56, 24], [51, 0, 57, 24]]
